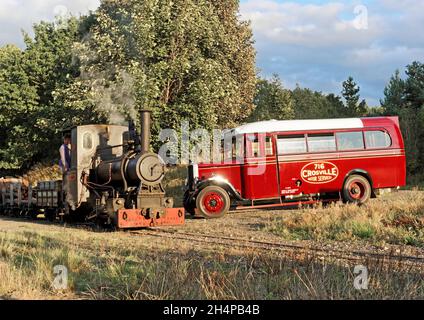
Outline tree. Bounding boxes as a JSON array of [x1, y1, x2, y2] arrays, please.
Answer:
[[380, 70, 405, 115], [381, 62, 424, 175], [325, 93, 346, 118], [404, 61, 424, 109], [71, 0, 256, 149], [249, 75, 294, 122], [291, 86, 346, 120], [0, 45, 38, 169], [403, 62, 424, 174], [342, 76, 367, 116], [23, 17, 101, 160]]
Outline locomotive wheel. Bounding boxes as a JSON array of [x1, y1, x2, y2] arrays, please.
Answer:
[[45, 209, 57, 222], [29, 210, 39, 220], [342, 175, 371, 205], [196, 186, 230, 219]]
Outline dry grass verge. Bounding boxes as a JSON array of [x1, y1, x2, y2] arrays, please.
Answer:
[[0, 226, 422, 300], [265, 191, 424, 247]]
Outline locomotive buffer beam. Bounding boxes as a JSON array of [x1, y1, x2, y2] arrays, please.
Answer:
[[117, 208, 185, 229]]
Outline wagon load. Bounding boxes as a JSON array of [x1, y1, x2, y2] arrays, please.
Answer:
[[0, 177, 32, 215]]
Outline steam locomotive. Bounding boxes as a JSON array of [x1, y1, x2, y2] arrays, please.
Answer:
[[0, 111, 185, 229]]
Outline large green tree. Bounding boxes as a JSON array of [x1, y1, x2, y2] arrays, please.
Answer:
[[381, 62, 424, 175], [342, 76, 367, 116], [249, 75, 294, 122], [291, 87, 345, 120], [25, 17, 103, 157], [0, 45, 38, 169], [380, 70, 405, 115], [71, 0, 256, 148], [0, 17, 99, 170]]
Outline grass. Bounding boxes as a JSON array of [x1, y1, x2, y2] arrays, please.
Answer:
[[0, 165, 423, 300], [0, 227, 422, 300], [265, 191, 424, 247]]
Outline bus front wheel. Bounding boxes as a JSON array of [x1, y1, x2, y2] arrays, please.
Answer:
[[342, 175, 372, 205], [196, 186, 231, 219]]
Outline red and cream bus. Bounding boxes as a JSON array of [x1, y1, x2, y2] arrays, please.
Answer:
[[184, 117, 406, 218]]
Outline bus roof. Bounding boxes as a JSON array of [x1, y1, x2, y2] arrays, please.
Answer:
[[232, 118, 366, 135]]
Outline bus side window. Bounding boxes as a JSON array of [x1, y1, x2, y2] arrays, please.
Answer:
[[222, 136, 244, 162], [365, 131, 392, 149], [249, 135, 260, 157], [246, 135, 273, 157], [265, 137, 274, 156], [223, 139, 232, 162], [277, 135, 307, 155], [307, 133, 336, 152], [235, 136, 245, 160], [336, 132, 365, 151]]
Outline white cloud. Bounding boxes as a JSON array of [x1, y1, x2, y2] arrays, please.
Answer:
[[241, 1, 383, 47], [0, 0, 422, 105], [0, 0, 100, 47], [240, 0, 424, 105]]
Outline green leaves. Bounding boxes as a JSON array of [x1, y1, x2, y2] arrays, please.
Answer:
[[0, 45, 39, 169], [69, 0, 256, 149], [0, 1, 256, 169], [342, 76, 368, 117], [250, 75, 294, 122], [381, 62, 424, 176]]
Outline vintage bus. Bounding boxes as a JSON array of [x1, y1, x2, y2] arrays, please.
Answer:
[[184, 117, 406, 218]]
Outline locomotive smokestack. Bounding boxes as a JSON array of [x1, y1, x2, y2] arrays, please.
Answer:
[[140, 110, 152, 154]]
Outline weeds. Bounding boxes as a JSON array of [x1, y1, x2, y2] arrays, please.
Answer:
[[0, 228, 422, 300], [265, 191, 424, 247]]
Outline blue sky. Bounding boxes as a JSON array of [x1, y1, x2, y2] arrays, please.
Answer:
[[1, 0, 423, 106]]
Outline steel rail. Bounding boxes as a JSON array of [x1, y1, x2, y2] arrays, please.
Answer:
[[132, 228, 424, 267]]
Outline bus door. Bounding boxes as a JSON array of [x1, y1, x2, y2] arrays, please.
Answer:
[[276, 134, 308, 197], [242, 133, 280, 200]]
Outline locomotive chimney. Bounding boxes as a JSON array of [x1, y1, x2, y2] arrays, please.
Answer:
[[140, 110, 152, 154]]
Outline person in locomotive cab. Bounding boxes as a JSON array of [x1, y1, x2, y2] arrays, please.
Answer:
[[59, 134, 72, 173], [59, 133, 76, 211]]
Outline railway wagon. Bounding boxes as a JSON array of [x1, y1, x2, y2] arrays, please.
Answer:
[[184, 117, 407, 218], [0, 111, 185, 229], [0, 178, 33, 217]]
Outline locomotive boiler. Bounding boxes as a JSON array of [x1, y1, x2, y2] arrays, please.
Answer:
[[0, 111, 185, 229]]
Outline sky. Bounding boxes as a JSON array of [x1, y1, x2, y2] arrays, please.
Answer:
[[0, 0, 423, 106]]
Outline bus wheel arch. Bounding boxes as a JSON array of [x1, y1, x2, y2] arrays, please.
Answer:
[[342, 171, 373, 204]]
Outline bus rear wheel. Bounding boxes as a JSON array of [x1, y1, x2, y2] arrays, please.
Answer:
[[342, 175, 371, 205], [196, 186, 230, 219]]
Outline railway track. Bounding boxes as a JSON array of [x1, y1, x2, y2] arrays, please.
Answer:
[[133, 228, 424, 269], [2, 211, 423, 269]]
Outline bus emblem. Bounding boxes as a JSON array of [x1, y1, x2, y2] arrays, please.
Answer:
[[301, 162, 339, 184]]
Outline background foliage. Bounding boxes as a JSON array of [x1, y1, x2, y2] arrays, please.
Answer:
[[0, 0, 423, 182]]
